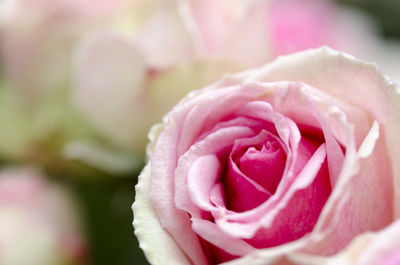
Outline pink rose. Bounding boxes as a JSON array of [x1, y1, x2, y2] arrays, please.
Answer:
[[0, 168, 87, 265], [133, 47, 400, 265]]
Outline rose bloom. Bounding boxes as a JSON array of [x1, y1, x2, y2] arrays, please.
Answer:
[[0, 0, 381, 174], [133, 47, 400, 265], [0, 168, 87, 265]]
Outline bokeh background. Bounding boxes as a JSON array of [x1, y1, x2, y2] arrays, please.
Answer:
[[0, 0, 399, 264]]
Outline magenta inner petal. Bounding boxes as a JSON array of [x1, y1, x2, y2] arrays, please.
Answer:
[[239, 143, 285, 194], [224, 159, 272, 212], [232, 130, 287, 193], [223, 130, 288, 212], [245, 144, 332, 248]]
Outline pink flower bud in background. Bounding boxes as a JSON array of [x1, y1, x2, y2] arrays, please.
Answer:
[[0, 168, 87, 265]]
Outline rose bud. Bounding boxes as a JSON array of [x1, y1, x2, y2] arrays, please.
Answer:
[[133, 47, 400, 265]]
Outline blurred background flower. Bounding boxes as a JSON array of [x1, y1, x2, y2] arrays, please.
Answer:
[[0, 0, 399, 264], [0, 168, 86, 265]]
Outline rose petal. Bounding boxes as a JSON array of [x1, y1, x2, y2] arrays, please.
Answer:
[[192, 218, 256, 257], [225, 156, 271, 212], [188, 154, 221, 211], [217, 144, 329, 239], [319, 220, 400, 265], [175, 126, 256, 216], [225, 130, 287, 212], [133, 164, 193, 265]]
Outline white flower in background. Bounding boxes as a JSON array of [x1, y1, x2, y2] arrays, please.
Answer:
[[0, 0, 397, 174]]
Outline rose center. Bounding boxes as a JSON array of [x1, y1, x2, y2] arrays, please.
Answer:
[[238, 140, 286, 194], [224, 130, 287, 212]]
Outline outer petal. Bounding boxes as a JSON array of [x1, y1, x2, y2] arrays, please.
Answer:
[[133, 122, 193, 265], [350, 220, 400, 265], [232, 220, 400, 264], [133, 163, 192, 265], [292, 220, 400, 265]]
